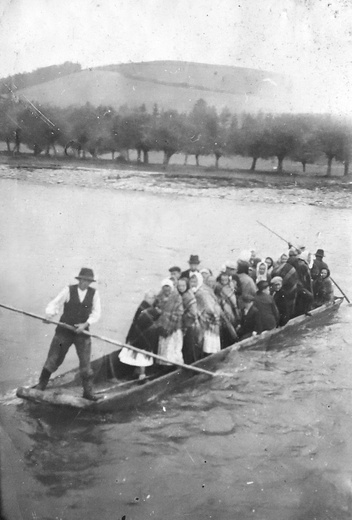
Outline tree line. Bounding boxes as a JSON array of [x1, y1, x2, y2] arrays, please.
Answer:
[[0, 96, 351, 175]]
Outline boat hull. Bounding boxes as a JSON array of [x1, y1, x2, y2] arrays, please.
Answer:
[[16, 298, 344, 412]]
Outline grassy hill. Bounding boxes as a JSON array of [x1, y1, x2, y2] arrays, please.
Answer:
[[16, 60, 292, 113]]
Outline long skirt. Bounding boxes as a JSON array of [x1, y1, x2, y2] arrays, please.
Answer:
[[157, 329, 183, 365], [119, 347, 154, 367], [203, 330, 221, 354]]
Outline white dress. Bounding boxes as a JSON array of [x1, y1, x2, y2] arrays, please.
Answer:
[[203, 330, 221, 354], [157, 329, 184, 365], [118, 347, 154, 367]]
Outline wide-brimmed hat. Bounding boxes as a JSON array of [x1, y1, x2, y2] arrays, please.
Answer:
[[76, 268, 96, 282], [315, 249, 324, 258], [188, 255, 200, 264]]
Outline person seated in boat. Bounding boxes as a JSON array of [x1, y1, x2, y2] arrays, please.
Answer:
[[270, 276, 289, 326], [190, 272, 221, 356], [214, 272, 239, 349], [181, 254, 201, 279], [235, 260, 257, 309], [311, 249, 329, 281], [200, 267, 213, 284], [254, 280, 280, 332], [292, 251, 314, 316], [169, 266, 182, 283], [271, 256, 298, 319], [313, 267, 334, 307], [264, 257, 274, 281], [155, 279, 184, 366], [236, 294, 262, 340], [33, 268, 101, 401], [275, 252, 288, 267], [256, 260, 269, 285], [177, 277, 202, 364], [119, 290, 161, 380]]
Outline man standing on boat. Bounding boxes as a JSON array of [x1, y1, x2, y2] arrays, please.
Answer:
[[33, 268, 101, 401]]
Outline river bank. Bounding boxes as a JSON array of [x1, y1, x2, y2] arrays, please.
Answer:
[[1, 153, 352, 208]]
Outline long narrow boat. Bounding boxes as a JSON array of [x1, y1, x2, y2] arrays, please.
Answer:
[[16, 297, 344, 412]]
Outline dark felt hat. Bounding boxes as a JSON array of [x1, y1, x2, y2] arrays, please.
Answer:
[[188, 255, 200, 264], [315, 249, 324, 258], [75, 267, 96, 282]]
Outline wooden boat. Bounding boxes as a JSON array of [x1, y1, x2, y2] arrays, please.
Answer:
[[16, 297, 344, 412]]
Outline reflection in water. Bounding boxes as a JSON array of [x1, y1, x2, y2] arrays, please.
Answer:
[[1, 177, 352, 518]]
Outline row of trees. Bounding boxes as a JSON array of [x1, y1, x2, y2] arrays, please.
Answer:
[[0, 96, 351, 175]]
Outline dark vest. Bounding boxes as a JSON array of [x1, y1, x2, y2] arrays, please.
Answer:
[[57, 285, 95, 333]]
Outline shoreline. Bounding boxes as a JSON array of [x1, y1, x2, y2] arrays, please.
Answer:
[[1, 154, 352, 209]]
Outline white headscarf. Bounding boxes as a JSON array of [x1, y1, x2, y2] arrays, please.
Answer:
[[190, 271, 203, 293], [256, 260, 268, 283], [161, 278, 174, 290]]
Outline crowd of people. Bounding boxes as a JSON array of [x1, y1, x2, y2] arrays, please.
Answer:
[[119, 248, 335, 378]]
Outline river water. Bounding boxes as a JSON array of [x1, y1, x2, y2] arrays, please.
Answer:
[[1, 175, 352, 519]]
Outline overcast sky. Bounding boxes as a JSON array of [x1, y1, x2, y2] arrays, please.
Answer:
[[1, 0, 352, 113]]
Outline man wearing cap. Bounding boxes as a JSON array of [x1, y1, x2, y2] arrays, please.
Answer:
[[33, 268, 101, 400], [311, 249, 328, 281], [169, 266, 182, 284], [181, 255, 201, 279]]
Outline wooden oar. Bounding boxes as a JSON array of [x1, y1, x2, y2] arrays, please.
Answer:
[[256, 220, 351, 304], [0, 303, 232, 378]]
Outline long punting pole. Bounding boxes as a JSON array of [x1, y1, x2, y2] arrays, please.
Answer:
[[0, 303, 231, 378], [256, 220, 351, 304]]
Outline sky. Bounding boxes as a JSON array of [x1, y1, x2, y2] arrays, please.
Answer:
[[1, 0, 352, 113]]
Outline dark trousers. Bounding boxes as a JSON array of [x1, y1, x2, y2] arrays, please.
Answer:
[[43, 332, 93, 378]]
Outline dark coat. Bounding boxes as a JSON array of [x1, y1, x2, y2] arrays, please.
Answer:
[[273, 289, 289, 326], [254, 292, 279, 331], [311, 258, 329, 281], [181, 268, 199, 279], [237, 304, 262, 340]]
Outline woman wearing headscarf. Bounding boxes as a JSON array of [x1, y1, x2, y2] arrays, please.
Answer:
[[313, 268, 334, 307], [190, 272, 221, 355], [254, 280, 280, 331], [256, 260, 269, 284], [265, 257, 274, 281], [235, 260, 257, 309], [214, 272, 239, 349], [119, 290, 161, 379], [271, 256, 298, 319], [156, 279, 184, 365], [292, 251, 314, 316], [177, 277, 201, 364]]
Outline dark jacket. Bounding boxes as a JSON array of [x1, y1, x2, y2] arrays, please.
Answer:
[[273, 289, 289, 326], [181, 268, 199, 279], [254, 292, 279, 331], [237, 304, 262, 340]]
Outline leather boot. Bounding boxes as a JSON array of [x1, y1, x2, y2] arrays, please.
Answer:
[[33, 368, 51, 391], [82, 375, 99, 401]]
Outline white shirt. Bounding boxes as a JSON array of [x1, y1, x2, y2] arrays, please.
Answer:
[[45, 286, 101, 325]]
